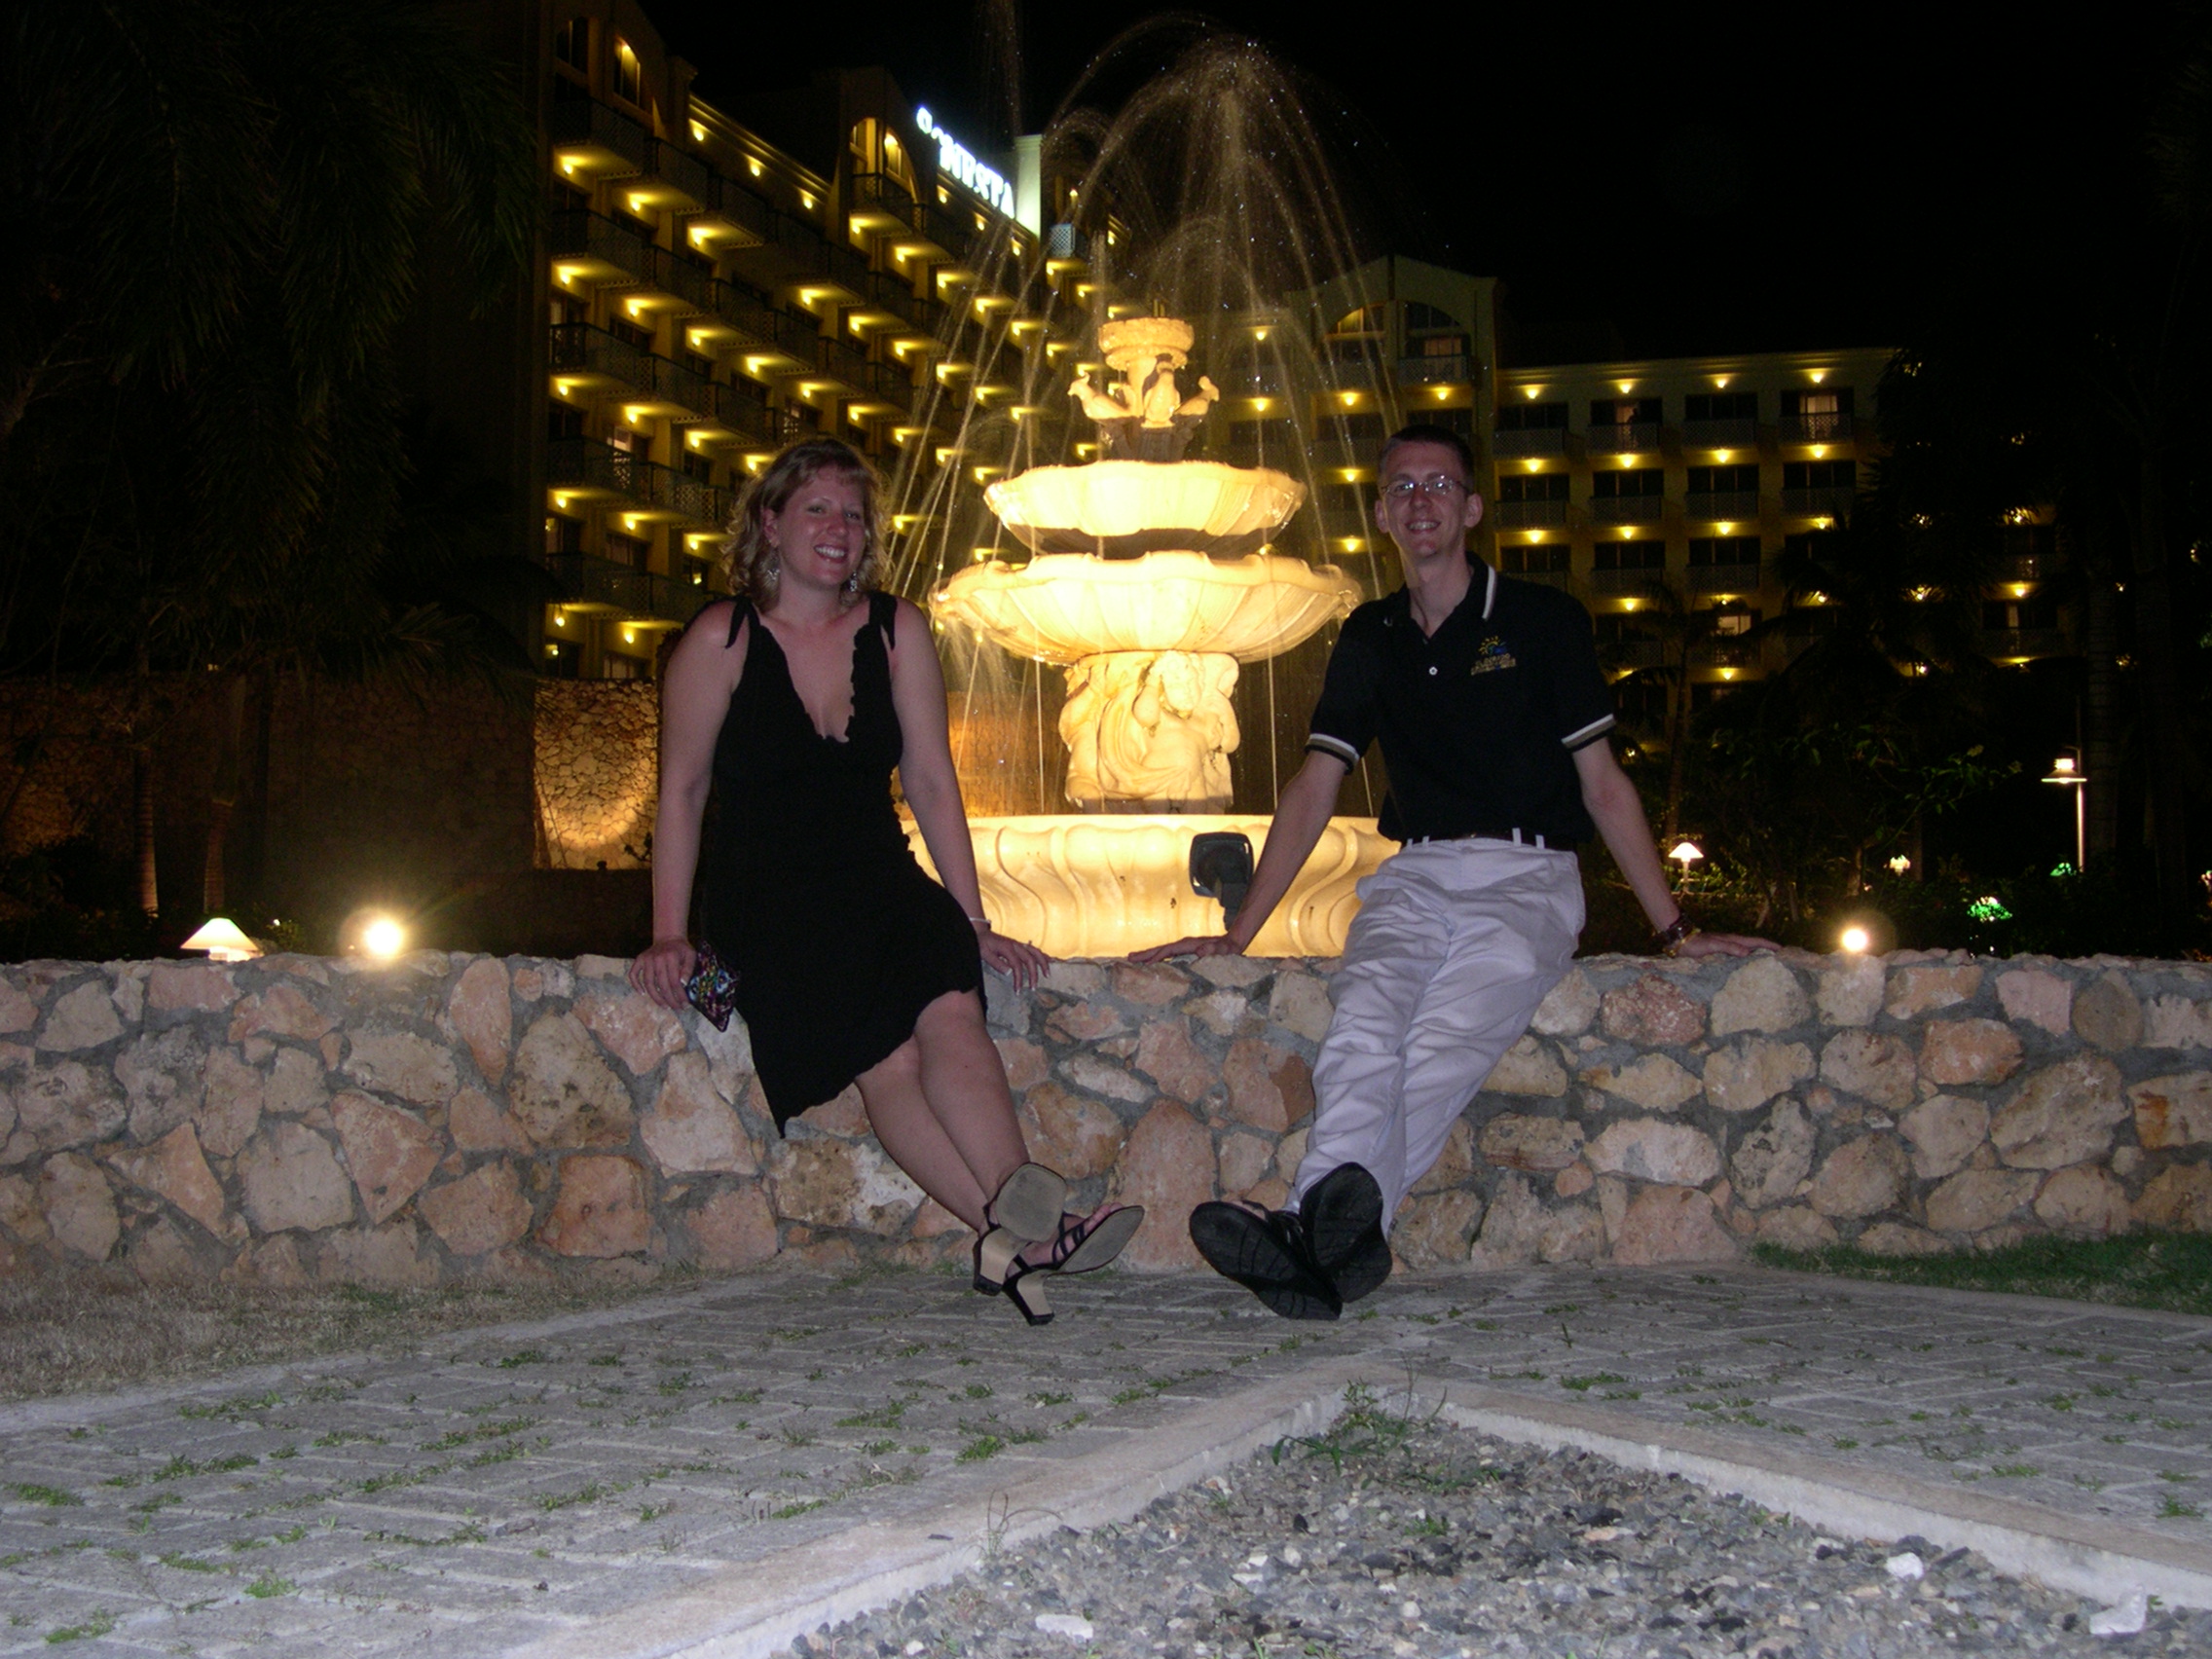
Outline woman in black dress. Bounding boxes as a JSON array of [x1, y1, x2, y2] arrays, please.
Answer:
[[629, 438, 1140, 1323]]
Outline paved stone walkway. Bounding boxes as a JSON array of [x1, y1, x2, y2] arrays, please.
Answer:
[[0, 1266, 2206, 1656]]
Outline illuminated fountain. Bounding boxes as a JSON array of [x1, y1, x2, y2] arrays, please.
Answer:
[[917, 314, 1389, 956]]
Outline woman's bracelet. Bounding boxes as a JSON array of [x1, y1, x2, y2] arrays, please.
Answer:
[[1655, 914, 1700, 956], [968, 915, 992, 933]]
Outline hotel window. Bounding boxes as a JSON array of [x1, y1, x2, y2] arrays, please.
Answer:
[[605, 531, 649, 570], [1686, 464, 1759, 494], [1593, 541, 1665, 571], [1500, 544, 1568, 573], [1688, 535, 1761, 567], [547, 404, 585, 442], [1329, 411, 1387, 444], [1590, 467, 1663, 500], [545, 514, 582, 554], [1780, 387, 1854, 417], [1496, 474, 1567, 504], [680, 447, 714, 483], [685, 348, 717, 380], [1982, 595, 2059, 630], [1710, 606, 1757, 636], [1496, 399, 1567, 431], [1783, 460, 1857, 491], [1590, 396, 1662, 429], [1683, 391, 1757, 422], [611, 37, 643, 107], [611, 313, 653, 350], [553, 17, 588, 76]]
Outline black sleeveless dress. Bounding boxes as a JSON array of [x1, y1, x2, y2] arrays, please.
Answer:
[[695, 591, 983, 1130]]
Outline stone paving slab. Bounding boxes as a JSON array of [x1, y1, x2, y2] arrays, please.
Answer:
[[0, 1265, 2206, 1656]]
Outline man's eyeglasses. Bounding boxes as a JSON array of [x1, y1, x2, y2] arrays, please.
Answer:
[[1382, 476, 1469, 502]]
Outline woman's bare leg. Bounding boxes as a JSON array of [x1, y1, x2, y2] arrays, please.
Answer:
[[855, 1035, 995, 1231]]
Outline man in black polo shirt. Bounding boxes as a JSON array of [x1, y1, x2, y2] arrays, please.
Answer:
[[1137, 424, 1768, 1319]]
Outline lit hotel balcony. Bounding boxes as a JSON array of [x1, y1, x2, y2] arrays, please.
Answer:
[[1980, 627, 2069, 660], [1493, 426, 1569, 459], [547, 437, 729, 527], [1780, 411, 1855, 445], [541, 551, 711, 627], [1681, 418, 1758, 448], [1781, 486, 1857, 519], [1687, 561, 1764, 595], [549, 324, 713, 419], [1683, 491, 1761, 523], [1587, 422, 1659, 455], [1490, 499, 1569, 529], [1590, 567, 1667, 595], [1397, 354, 1468, 387], [1589, 496, 1665, 524]]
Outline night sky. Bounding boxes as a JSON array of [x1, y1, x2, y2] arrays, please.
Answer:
[[649, 1, 2164, 364]]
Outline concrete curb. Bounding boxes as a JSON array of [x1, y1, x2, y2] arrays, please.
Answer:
[[1402, 1375, 2212, 1612], [509, 1357, 1378, 1659]]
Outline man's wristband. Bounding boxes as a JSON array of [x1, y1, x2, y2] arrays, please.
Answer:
[[1655, 915, 1700, 956]]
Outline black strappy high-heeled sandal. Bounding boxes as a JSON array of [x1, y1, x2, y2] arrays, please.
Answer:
[[1041, 1204, 1145, 1277], [971, 1162, 1069, 1294], [995, 1258, 1053, 1326]]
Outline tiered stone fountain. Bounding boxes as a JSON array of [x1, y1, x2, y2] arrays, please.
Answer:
[[921, 315, 1388, 956]]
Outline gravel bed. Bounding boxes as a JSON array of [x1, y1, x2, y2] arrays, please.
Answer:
[[797, 1391, 2210, 1658]]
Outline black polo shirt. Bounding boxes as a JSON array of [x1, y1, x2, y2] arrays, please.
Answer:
[[1306, 561, 1616, 846]]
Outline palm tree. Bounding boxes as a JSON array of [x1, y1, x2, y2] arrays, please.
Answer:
[[0, 1, 537, 922]]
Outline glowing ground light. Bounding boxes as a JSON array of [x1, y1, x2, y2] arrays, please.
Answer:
[[1967, 896, 2013, 923], [361, 915, 407, 960], [1839, 926, 1871, 954]]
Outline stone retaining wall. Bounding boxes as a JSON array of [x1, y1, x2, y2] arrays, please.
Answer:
[[1, 950, 2207, 1288]]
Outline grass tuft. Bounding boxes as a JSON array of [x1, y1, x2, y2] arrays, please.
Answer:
[[1751, 1231, 2212, 1317]]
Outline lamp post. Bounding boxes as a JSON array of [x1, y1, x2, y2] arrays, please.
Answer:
[[2041, 755, 2087, 871]]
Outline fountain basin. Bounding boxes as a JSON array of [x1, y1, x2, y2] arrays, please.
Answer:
[[904, 813, 1391, 957], [933, 550, 1359, 665], [983, 461, 1306, 556]]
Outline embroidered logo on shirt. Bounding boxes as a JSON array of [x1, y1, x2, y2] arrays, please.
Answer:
[[1469, 634, 1518, 675]]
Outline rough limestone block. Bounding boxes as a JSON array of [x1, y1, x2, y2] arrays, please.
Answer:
[[104, 1124, 231, 1237], [1016, 1083, 1128, 1181], [2144, 995, 2212, 1050], [1610, 1185, 1738, 1265], [37, 981, 125, 1051], [221, 1234, 309, 1287], [197, 1050, 264, 1159], [1753, 1205, 1839, 1250], [1058, 1052, 1151, 1104], [685, 1185, 779, 1269], [1391, 1190, 1484, 1268], [1114, 960, 1190, 1009], [228, 982, 334, 1043], [1486, 1036, 1570, 1096], [1530, 968, 1599, 1037], [1729, 1100, 1818, 1207], [1217, 1130, 1274, 1195], [1702, 1039, 1814, 1115], [2133, 1162, 2212, 1230], [1806, 1135, 1909, 1219], [1885, 965, 1981, 1019], [442, 959, 512, 1087], [1412, 1118, 1476, 1192], [318, 1221, 438, 1287], [330, 1092, 443, 1225], [1898, 1095, 1990, 1181], [1467, 1172, 1545, 1268], [0, 1172, 50, 1243], [1819, 1030, 1918, 1111], [1817, 956, 1887, 1027], [237, 1122, 354, 1234], [2072, 973, 2144, 1051], [1857, 1221, 1949, 1257], [1132, 1018, 1212, 1104], [14, 1059, 127, 1153], [1265, 970, 1334, 1042], [40, 1151, 119, 1260], [1221, 1039, 1312, 1133], [1991, 1055, 2127, 1170], [643, 1053, 758, 1174], [1477, 1114, 1585, 1173], [1583, 1119, 1721, 1187], [1110, 1100, 1215, 1271], [1600, 974, 1705, 1047], [0, 979, 37, 1034], [146, 963, 239, 1015], [1710, 956, 1810, 1035], [264, 1048, 328, 1117], [767, 1135, 923, 1234], [538, 1155, 651, 1256], [508, 1013, 636, 1149], [2130, 1071, 2212, 1149], [2034, 1165, 2132, 1235], [575, 990, 687, 1077], [1996, 969, 2072, 1036], [419, 1161, 535, 1257], [1918, 1018, 2024, 1088], [1925, 1168, 2040, 1235], [1580, 1052, 1702, 1113]]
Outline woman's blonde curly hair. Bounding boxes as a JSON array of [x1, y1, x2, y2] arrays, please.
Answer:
[[720, 437, 887, 607], [720, 437, 884, 606]]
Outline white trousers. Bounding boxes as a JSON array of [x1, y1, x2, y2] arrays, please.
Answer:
[[1291, 838, 1585, 1230]]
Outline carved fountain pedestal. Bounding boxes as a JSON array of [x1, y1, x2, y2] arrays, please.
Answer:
[[921, 314, 1389, 956]]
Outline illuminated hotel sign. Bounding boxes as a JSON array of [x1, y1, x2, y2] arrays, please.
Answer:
[[913, 107, 1015, 218]]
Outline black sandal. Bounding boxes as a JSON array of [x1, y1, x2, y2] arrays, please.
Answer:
[[972, 1163, 1069, 1293], [1041, 1204, 1145, 1276]]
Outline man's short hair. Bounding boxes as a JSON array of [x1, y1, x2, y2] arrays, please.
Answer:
[[1377, 424, 1475, 486]]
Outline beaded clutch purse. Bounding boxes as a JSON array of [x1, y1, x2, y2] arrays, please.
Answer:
[[682, 942, 739, 1030]]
